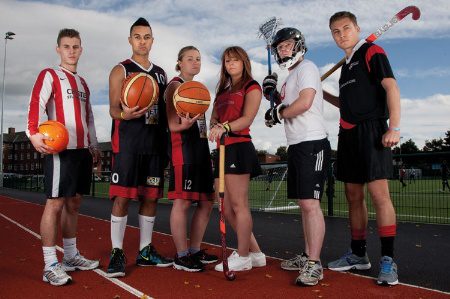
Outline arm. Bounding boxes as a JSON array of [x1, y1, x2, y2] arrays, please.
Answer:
[[209, 88, 262, 142], [381, 77, 401, 147], [165, 81, 200, 133], [109, 65, 147, 120], [279, 88, 316, 119], [323, 90, 340, 108], [27, 70, 54, 154]]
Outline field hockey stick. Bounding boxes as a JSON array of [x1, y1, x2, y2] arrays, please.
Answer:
[[321, 5, 421, 81], [258, 17, 282, 108], [219, 134, 236, 281]]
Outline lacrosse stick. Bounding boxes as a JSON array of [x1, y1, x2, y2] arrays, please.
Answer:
[[258, 17, 282, 108], [321, 6, 421, 81], [218, 134, 236, 281]]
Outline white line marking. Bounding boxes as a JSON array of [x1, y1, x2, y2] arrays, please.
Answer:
[[0, 211, 153, 299]]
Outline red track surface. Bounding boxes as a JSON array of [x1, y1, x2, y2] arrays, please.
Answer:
[[0, 195, 448, 299]]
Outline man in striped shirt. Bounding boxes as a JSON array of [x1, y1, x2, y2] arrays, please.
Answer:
[[27, 28, 101, 286]]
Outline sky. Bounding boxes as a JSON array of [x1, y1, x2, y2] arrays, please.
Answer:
[[1, 0, 449, 153]]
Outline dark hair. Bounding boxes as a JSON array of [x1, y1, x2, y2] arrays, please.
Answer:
[[329, 11, 358, 28], [216, 46, 253, 96], [176, 46, 200, 71], [130, 17, 151, 35], [57, 28, 80, 46]]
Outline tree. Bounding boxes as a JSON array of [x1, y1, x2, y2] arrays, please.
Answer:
[[423, 138, 444, 152], [256, 149, 268, 155], [276, 146, 288, 161]]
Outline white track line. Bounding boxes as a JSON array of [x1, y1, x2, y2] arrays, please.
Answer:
[[0, 211, 153, 299], [1, 195, 450, 296]]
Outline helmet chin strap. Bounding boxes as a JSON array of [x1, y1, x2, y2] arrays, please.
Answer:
[[279, 50, 305, 70]]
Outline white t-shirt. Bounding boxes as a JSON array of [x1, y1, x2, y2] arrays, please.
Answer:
[[279, 59, 327, 145]]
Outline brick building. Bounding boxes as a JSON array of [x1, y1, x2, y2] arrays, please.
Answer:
[[2, 128, 114, 176]]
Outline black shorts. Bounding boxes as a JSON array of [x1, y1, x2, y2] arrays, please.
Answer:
[[44, 149, 92, 198], [287, 138, 331, 200], [336, 119, 393, 184], [168, 163, 214, 201], [109, 153, 166, 200], [213, 142, 262, 178]]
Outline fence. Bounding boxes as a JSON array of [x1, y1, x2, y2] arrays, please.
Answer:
[[3, 152, 450, 224]]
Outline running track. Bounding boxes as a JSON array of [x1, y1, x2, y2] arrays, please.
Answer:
[[0, 194, 449, 298]]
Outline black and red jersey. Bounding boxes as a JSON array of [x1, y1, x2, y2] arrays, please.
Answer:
[[110, 59, 168, 155], [214, 80, 261, 146], [166, 76, 211, 166], [338, 41, 395, 125]]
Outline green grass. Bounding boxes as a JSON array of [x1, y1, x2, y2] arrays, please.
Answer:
[[9, 176, 448, 224]]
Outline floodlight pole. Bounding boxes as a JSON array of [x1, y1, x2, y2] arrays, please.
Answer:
[[0, 31, 15, 188]]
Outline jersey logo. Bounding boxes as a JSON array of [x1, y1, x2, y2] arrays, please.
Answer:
[[348, 61, 359, 70], [146, 176, 161, 186], [280, 83, 286, 102]]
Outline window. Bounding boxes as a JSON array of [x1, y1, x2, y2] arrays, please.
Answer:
[[27, 153, 30, 159], [25, 164, 28, 171], [34, 152, 38, 159], [8, 154, 12, 159], [21, 143, 24, 149], [27, 143, 31, 149], [31, 164, 34, 170], [20, 153, 24, 160], [36, 163, 40, 170], [107, 152, 111, 157]]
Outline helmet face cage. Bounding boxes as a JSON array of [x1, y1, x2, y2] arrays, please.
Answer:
[[271, 27, 307, 69]]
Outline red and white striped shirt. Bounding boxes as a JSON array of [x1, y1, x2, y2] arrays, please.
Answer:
[[26, 66, 98, 149]]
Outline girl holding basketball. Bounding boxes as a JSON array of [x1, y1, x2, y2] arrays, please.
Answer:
[[208, 46, 266, 272], [165, 46, 218, 272]]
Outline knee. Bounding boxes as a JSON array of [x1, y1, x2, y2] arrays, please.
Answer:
[[113, 197, 129, 212], [65, 195, 82, 214], [299, 200, 321, 215], [46, 199, 65, 214]]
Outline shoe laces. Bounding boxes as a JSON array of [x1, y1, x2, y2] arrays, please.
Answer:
[[111, 249, 126, 265], [380, 259, 393, 274], [50, 263, 66, 276]]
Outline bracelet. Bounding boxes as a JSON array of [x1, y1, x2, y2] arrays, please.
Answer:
[[389, 127, 400, 131], [223, 122, 231, 133], [120, 111, 125, 120]]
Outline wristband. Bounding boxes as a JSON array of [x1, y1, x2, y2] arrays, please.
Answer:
[[120, 111, 125, 120], [389, 127, 400, 131], [223, 122, 231, 133]]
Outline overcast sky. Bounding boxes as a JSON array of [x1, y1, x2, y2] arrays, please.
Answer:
[[1, 0, 449, 153]]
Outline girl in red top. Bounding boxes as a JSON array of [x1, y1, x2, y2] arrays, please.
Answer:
[[209, 46, 266, 272]]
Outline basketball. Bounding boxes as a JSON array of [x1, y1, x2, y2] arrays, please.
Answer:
[[38, 120, 69, 153], [173, 81, 211, 117], [121, 72, 159, 109]]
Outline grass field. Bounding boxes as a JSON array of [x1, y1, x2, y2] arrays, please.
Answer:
[[88, 177, 450, 225]]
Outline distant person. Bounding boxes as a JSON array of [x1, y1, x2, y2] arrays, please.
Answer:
[[409, 168, 416, 183], [323, 11, 401, 286], [265, 168, 275, 191], [441, 160, 450, 192], [165, 46, 217, 272], [399, 165, 407, 188], [106, 17, 172, 278], [27, 28, 100, 286]]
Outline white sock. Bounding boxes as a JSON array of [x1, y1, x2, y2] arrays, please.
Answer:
[[111, 214, 127, 249], [43, 246, 58, 269], [138, 214, 155, 251], [63, 237, 77, 260]]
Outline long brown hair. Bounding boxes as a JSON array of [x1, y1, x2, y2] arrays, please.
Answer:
[[216, 46, 253, 96]]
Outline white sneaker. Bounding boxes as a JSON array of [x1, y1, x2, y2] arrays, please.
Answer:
[[214, 251, 252, 272], [43, 263, 72, 286], [250, 251, 266, 267], [62, 252, 99, 271]]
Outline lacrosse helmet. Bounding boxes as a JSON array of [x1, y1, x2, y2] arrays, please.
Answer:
[[271, 27, 307, 69]]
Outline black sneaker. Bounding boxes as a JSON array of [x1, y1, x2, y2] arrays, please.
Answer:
[[106, 248, 126, 278], [190, 249, 219, 264], [136, 244, 173, 267], [173, 255, 204, 272]]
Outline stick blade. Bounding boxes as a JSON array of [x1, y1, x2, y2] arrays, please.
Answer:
[[397, 5, 421, 21]]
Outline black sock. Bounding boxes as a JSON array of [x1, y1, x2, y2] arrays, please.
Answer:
[[351, 239, 367, 257], [380, 236, 395, 258]]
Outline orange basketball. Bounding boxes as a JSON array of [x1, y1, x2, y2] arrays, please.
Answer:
[[173, 81, 211, 117], [38, 120, 69, 153], [121, 72, 159, 109]]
